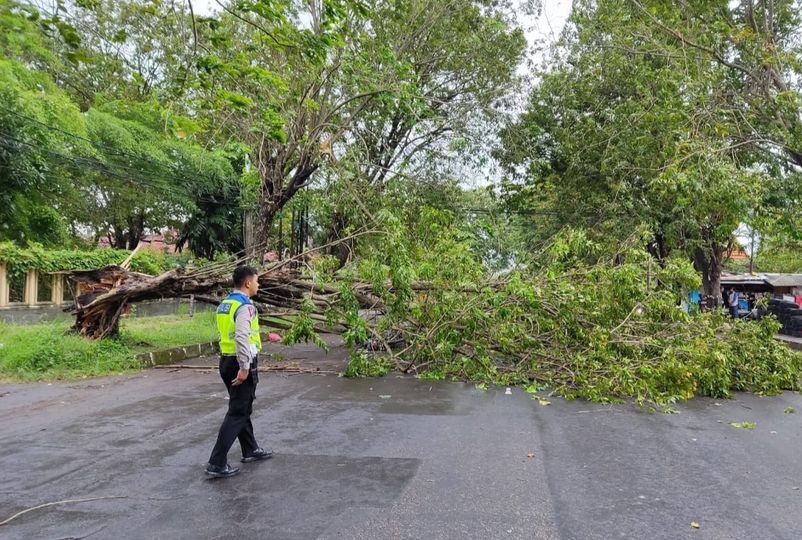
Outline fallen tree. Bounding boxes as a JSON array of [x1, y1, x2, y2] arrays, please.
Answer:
[[66, 226, 802, 406], [67, 232, 386, 339], [67, 263, 381, 340]]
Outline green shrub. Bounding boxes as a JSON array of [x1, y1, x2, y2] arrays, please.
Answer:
[[0, 241, 206, 281]]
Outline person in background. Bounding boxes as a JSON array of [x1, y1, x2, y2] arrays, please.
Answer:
[[727, 288, 740, 318]]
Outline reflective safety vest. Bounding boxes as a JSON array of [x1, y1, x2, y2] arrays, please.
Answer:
[[216, 292, 261, 356]]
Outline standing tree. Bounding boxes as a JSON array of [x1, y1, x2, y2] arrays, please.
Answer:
[[498, 0, 802, 302], [0, 57, 90, 245], [189, 0, 524, 257], [0, 0, 242, 253], [321, 0, 526, 262]]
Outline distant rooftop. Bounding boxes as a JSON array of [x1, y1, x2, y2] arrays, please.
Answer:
[[721, 272, 802, 288]]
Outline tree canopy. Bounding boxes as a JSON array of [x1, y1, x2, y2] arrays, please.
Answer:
[[498, 0, 802, 301]]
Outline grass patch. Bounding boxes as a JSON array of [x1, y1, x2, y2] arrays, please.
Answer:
[[0, 311, 219, 381], [119, 311, 218, 352], [0, 319, 137, 381]]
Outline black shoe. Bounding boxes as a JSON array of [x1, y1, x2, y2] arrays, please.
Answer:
[[241, 447, 273, 463], [205, 463, 240, 478]]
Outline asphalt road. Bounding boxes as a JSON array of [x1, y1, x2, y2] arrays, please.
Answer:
[[0, 367, 801, 540]]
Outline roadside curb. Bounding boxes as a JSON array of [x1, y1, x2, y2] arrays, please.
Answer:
[[135, 331, 282, 367], [136, 342, 219, 367], [776, 334, 802, 352]]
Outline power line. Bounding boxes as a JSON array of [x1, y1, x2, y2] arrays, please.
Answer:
[[456, 206, 560, 216]]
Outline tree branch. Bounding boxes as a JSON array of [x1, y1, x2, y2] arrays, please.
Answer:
[[629, 0, 752, 78]]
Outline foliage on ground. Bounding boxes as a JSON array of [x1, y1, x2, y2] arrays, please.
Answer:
[[344, 353, 392, 378], [334, 213, 802, 406]]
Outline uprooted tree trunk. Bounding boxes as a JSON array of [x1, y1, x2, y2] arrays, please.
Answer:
[[67, 260, 385, 340], [69, 265, 228, 339]]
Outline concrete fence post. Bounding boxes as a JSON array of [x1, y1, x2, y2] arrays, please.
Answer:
[[52, 274, 64, 305], [0, 263, 8, 308], [25, 269, 38, 307]]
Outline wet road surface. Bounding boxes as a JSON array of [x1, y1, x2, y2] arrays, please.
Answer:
[[1, 368, 801, 539]]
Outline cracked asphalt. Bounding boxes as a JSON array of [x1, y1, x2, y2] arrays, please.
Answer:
[[1, 364, 801, 539]]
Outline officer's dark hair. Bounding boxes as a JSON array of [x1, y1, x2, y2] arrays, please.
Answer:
[[233, 265, 258, 288]]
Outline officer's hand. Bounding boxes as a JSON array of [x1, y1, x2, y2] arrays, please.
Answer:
[[231, 368, 249, 386]]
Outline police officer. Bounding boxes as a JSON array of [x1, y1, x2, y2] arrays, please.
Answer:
[[206, 265, 272, 478]]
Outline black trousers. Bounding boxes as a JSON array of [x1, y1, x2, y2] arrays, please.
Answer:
[[208, 356, 259, 467]]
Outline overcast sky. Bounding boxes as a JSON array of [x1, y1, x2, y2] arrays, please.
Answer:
[[525, 0, 572, 48]]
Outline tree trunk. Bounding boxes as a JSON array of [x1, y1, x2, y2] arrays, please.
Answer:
[[126, 211, 145, 250], [254, 204, 278, 262], [647, 230, 670, 266], [252, 161, 319, 262], [111, 224, 126, 249], [327, 212, 351, 267], [693, 230, 728, 309], [243, 209, 258, 260], [694, 247, 722, 308]]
